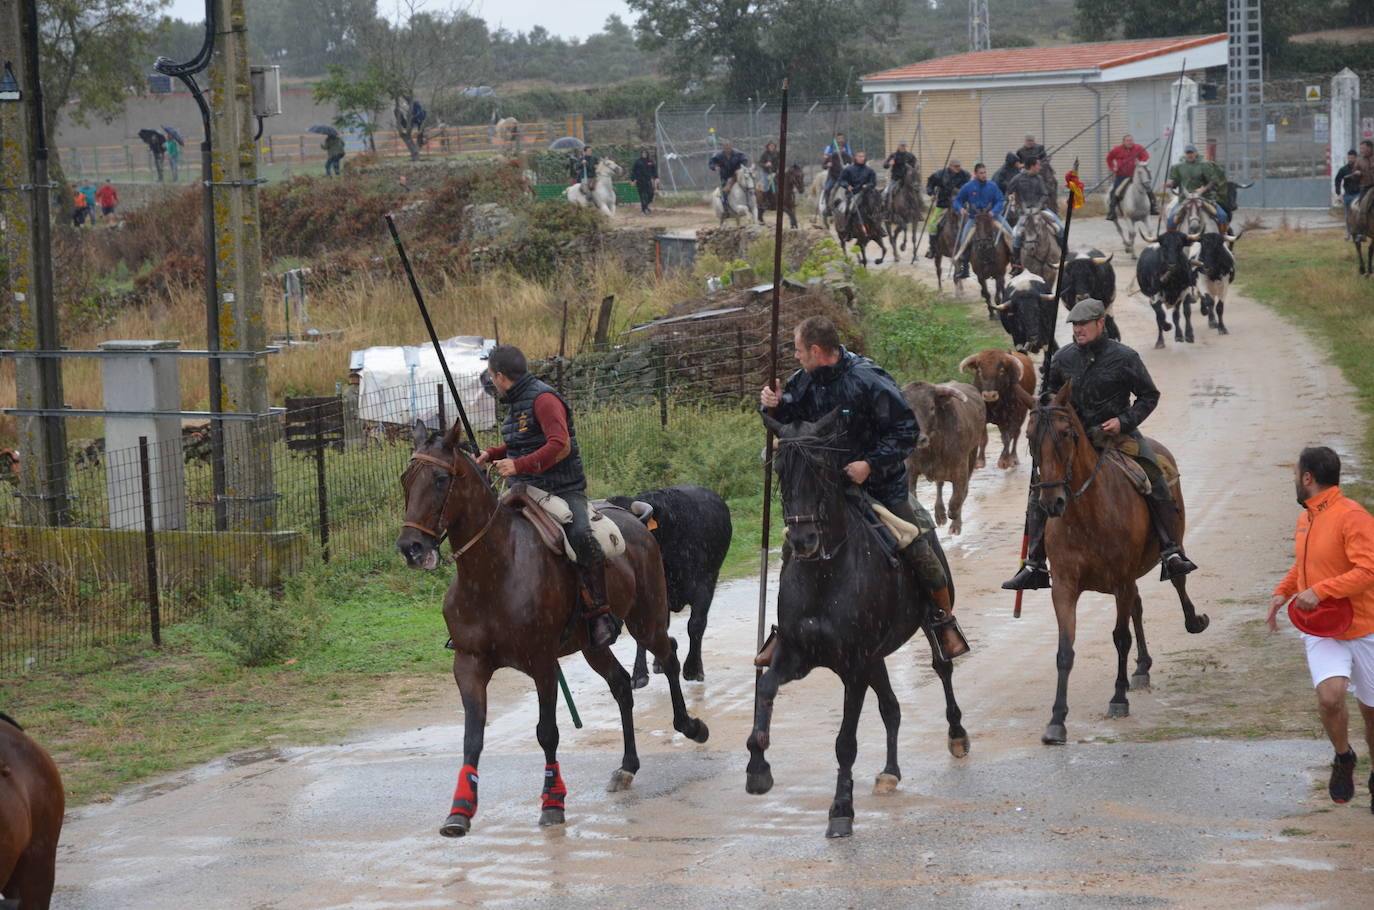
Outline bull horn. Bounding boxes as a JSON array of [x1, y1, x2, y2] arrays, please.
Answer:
[[1189, 258, 1203, 268], [1185, 232, 1202, 243], [1039, 292, 1056, 301], [1090, 253, 1112, 265], [958, 354, 978, 372], [1007, 353, 1024, 381], [994, 301, 1013, 311], [1140, 232, 1157, 244], [1225, 227, 1244, 243]]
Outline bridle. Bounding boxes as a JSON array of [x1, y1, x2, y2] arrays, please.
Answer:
[[401, 449, 500, 562], [775, 433, 851, 561], [1029, 404, 1104, 501]]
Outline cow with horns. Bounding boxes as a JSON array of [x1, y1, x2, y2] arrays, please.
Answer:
[[1058, 248, 1120, 341], [1137, 230, 1199, 349], [1191, 229, 1243, 336], [994, 270, 1059, 357], [958, 349, 1036, 469]]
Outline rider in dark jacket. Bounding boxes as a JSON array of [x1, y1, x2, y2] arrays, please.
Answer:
[[883, 142, 918, 201], [840, 153, 877, 195], [1015, 135, 1047, 168], [759, 316, 968, 660], [1003, 300, 1198, 591], [709, 141, 749, 214], [923, 159, 970, 259], [992, 152, 1021, 193]]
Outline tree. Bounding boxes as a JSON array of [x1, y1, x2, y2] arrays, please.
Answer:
[[312, 64, 389, 151], [245, 0, 378, 76]]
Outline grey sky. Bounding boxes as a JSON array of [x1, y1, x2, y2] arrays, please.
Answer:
[[165, 0, 635, 41]]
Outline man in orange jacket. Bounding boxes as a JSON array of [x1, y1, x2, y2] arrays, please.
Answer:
[[1268, 446, 1374, 811]]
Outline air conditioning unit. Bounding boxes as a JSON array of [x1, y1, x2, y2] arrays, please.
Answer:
[[872, 93, 899, 116]]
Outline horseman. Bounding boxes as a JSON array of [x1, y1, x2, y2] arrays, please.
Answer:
[[476, 344, 621, 650], [759, 316, 968, 661], [821, 132, 854, 214], [1354, 140, 1374, 206], [709, 140, 749, 216], [1006, 157, 1062, 271], [1015, 134, 1047, 169], [1105, 133, 1157, 222], [882, 141, 917, 203], [923, 158, 970, 259], [1164, 144, 1229, 230], [569, 146, 600, 190], [840, 150, 878, 220], [759, 140, 781, 200], [951, 162, 1011, 281], [1003, 299, 1199, 592], [992, 151, 1021, 193]]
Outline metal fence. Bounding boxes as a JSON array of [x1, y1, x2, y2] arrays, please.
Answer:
[[1189, 100, 1335, 208], [654, 98, 886, 192]]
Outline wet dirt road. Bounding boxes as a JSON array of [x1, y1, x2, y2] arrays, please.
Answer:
[[53, 212, 1374, 908]]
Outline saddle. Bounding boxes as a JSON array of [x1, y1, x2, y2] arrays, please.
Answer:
[[1093, 434, 1180, 496], [503, 482, 653, 562]]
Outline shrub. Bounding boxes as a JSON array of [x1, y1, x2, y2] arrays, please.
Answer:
[[204, 586, 317, 667]]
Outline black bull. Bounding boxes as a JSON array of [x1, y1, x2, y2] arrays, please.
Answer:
[[995, 274, 1059, 357], [1137, 230, 1198, 348], [1057, 250, 1121, 341]]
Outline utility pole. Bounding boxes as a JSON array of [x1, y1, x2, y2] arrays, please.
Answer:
[[969, 0, 991, 52], [0, 0, 70, 525], [209, 0, 273, 530]]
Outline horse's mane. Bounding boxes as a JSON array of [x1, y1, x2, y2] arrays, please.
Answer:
[[0, 711, 22, 731], [774, 428, 848, 498]]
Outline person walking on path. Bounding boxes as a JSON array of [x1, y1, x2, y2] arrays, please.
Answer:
[[71, 186, 90, 227], [95, 180, 119, 225], [323, 133, 345, 176], [80, 183, 98, 224], [148, 131, 167, 182], [167, 134, 181, 183], [630, 148, 659, 215], [1267, 446, 1374, 811]]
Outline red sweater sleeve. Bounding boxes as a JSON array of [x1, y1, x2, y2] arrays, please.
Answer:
[[510, 392, 571, 475]]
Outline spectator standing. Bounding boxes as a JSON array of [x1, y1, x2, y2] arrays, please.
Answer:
[[148, 131, 167, 182], [630, 148, 659, 216], [166, 134, 181, 183], [71, 186, 89, 227], [323, 133, 345, 176], [1268, 446, 1374, 811], [81, 183, 98, 221], [95, 180, 119, 225]]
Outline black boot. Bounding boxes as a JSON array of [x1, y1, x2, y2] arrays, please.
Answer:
[[1149, 197, 1160, 216], [1146, 494, 1197, 580], [576, 561, 621, 649], [923, 242, 937, 259], [953, 254, 970, 280], [1105, 193, 1118, 221], [1002, 505, 1051, 590]]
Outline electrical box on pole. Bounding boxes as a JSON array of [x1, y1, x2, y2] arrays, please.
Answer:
[[250, 64, 281, 117]]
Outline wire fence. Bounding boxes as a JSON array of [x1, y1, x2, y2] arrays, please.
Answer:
[[1, 291, 835, 673]]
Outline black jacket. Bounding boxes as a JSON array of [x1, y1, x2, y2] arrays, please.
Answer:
[[500, 373, 587, 495], [1007, 169, 1050, 210], [767, 348, 917, 506], [709, 149, 748, 178], [1016, 143, 1047, 168], [992, 152, 1020, 192], [840, 163, 876, 192], [758, 149, 780, 174], [926, 167, 970, 208], [569, 154, 599, 181], [1043, 336, 1160, 437], [884, 150, 917, 181], [631, 157, 657, 185], [1336, 162, 1359, 195]]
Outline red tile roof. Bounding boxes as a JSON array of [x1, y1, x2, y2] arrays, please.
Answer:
[[864, 34, 1225, 83]]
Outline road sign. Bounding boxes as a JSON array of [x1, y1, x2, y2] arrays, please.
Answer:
[[1266, 123, 1276, 142], [1314, 113, 1330, 143], [1306, 85, 1321, 101], [148, 74, 172, 94], [0, 62, 20, 102]]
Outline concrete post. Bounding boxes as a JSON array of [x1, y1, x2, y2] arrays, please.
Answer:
[[1332, 68, 1360, 178], [210, 0, 273, 530], [0, 0, 70, 525], [99, 341, 186, 530], [1169, 76, 1199, 165]]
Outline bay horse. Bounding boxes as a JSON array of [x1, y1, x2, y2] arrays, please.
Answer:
[[931, 207, 964, 298], [834, 187, 887, 267], [756, 163, 804, 230], [1023, 382, 1209, 745], [396, 423, 709, 837], [1348, 190, 1374, 277], [1, 713, 63, 909], [747, 409, 969, 838], [883, 167, 926, 263], [970, 208, 1012, 321]]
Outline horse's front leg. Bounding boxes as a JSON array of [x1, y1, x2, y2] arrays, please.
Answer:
[[746, 645, 802, 795], [1044, 585, 1079, 745], [868, 660, 902, 793], [581, 643, 643, 791], [922, 615, 970, 757], [1170, 572, 1210, 634], [826, 679, 868, 838], [1108, 588, 1135, 718], [532, 666, 568, 826], [442, 655, 494, 837]]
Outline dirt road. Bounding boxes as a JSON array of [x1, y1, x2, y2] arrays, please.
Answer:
[[52, 211, 1374, 908]]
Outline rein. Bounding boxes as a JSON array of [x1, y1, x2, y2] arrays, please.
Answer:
[[774, 434, 852, 561], [402, 450, 501, 562], [1029, 405, 1106, 501]]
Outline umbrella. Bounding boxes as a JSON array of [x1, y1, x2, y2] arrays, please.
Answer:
[[308, 124, 340, 138], [548, 136, 584, 151], [137, 128, 164, 149], [161, 124, 186, 145]]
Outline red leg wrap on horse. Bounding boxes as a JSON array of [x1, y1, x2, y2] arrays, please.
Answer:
[[542, 762, 567, 810], [451, 764, 479, 818]]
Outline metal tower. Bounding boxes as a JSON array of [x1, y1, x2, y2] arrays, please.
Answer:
[[1226, 0, 1263, 179], [969, 0, 990, 52]]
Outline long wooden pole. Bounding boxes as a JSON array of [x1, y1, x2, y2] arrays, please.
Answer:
[[756, 78, 789, 684], [910, 139, 956, 262]]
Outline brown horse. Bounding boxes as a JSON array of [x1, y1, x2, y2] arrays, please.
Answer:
[[834, 187, 887, 267], [1, 713, 63, 910], [396, 423, 709, 837], [883, 167, 926, 263], [970, 209, 1012, 321], [1349, 191, 1374, 277], [757, 163, 805, 230], [930, 208, 964, 298], [1024, 382, 1208, 745]]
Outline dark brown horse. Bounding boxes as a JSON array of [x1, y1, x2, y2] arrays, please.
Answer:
[[1023, 382, 1208, 745], [834, 187, 887, 267], [1349, 191, 1374, 277], [930, 207, 964, 298], [883, 167, 926, 263], [757, 163, 805, 230], [1, 713, 63, 910], [396, 423, 709, 837], [970, 208, 1012, 321]]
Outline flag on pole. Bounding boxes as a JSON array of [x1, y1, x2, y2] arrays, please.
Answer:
[[1065, 169, 1085, 210]]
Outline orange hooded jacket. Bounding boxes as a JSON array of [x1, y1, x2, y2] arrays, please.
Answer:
[[1274, 486, 1374, 639]]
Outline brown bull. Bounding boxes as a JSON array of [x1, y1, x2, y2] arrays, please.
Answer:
[[959, 349, 1036, 469], [902, 381, 987, 536]]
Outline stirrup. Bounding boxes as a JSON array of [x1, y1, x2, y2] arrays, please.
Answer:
[[1159, 550, 1197, 581], [929, 611, 970, 661], [1002, 563, 1050, 591], [754, 625, 779, 668], [588, 610, 621, 649]]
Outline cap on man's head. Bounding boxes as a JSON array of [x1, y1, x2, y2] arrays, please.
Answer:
[[1183, 144, 1198, 154], [1024, 134, 1036, 142], [949, 157, 962, 166], [1065, 299, 1107, 323]]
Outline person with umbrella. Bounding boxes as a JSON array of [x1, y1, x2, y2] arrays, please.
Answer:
[[163, 125, 185, 183], [139, 128, 167, 182], [310, 125, 345, 176]]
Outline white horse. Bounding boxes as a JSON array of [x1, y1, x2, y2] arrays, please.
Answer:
[[564, 158, 624, 218], [1113, 164, 1155, 259], [711, 165, 758, 226]]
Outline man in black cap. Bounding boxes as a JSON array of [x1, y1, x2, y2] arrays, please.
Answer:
[[1003, 299, 1198, 591]]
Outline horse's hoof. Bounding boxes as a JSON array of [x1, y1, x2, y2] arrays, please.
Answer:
[[1154, 340, 1166, 350], [682, 661, 705, 682], [746, 769, 774, 795], [1107, 701, 1130, 718], [439, 813, 471, 837], [948, 735, 971, 758], [1185, 332, 1195, 344], [1186, 614, 1210, 634], [873, 772, 901, 794], [1130, 673, 1152, 690], [606, 769, 635, 793], [652, 659, 663, 674], [686, 719, 710, 744], [825, 816, 854, 838], [539, 807, 566, 827], [1218, 325, 1229, 335], [630, 673, 649, 690], [1042, 724, 1068, 745]]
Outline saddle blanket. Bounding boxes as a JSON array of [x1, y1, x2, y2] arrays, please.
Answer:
[[1096, 435, 1180, 496], [511, 483, 627, 562], [869, 493, 936, 549]]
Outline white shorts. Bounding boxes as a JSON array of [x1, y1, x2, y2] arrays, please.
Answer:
[[1304, 632, 1374, 707]]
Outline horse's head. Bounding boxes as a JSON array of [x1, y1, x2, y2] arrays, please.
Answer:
[[1027, 381, 1087, 517], [599, 159, 622, 179], [397, 420, 487, 570], [761, 408, 848, 560], [1134, 164, 1152, 186], [737, 165, 756, 191], [786, 164, 805, 193]]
